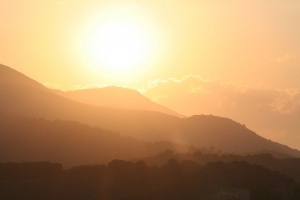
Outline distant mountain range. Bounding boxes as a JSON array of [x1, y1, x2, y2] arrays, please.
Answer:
[[54, 86, 183, 117], [1, 63, 300, 159]]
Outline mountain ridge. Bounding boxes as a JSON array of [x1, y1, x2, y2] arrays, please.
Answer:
[[0, 63, 182, 118], [0, 110, 196, 168], [55, 86, 183, 118], [1, 63, 300, 158]]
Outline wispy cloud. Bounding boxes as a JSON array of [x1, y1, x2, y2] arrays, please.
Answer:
[[270, 89, 300, 114], [143, 75, 300, 115], [70, 83, 109, 91]]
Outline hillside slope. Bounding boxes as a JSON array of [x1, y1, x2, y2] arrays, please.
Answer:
[[0, 111, 195, 168], [1, 64, 300, 157], [56, 87, 183, 117]]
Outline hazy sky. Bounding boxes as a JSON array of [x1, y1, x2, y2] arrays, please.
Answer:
[[1, 1, 300, 148], [1, 0, 300, 89]]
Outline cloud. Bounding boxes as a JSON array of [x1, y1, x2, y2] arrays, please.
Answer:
[[270, 89, 300, 114], [70, 83, 109, 91], [146, 74, 202, 88], [143, 75, 300, 116], [44, 82, 110, 91]]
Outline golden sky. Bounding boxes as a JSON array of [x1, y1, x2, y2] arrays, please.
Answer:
[[1, 0, 300, 89], [1, 0, 300, 148]]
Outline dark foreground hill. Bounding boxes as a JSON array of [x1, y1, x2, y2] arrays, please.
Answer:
[[1, 63, 300, 157], [55, 86, 183, 117], [0, 111, 196, 168], [0, 160, 299, 200]]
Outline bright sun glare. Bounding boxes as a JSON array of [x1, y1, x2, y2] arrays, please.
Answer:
[[88, 19, 149, 73]]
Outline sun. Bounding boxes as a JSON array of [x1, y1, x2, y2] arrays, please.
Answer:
[[78, 9, 163, 79], [87, 19, 149, 73]]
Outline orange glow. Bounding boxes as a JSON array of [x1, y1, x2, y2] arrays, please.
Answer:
[[92, 20, 146, 68], [77, 7, 162, 79], [1, 0, 300, 151], [85, 19, 150, 74]]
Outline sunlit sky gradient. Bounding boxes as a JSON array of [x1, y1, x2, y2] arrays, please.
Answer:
[[1, 1, 300, 148], [1, 0, 300, 89]]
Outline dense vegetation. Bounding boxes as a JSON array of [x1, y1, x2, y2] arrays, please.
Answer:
[[134, 150, 300, 182], [0, 160, 299, 200]]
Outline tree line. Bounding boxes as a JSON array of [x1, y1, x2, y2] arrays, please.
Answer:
[[0, 159, 299, 200]]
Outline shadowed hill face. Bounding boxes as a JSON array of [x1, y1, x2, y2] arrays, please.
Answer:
[[177, 115, 300, 157], [0, 111, 195, 168], [1, 64, 300, 158], [58, 87, 183, 117]]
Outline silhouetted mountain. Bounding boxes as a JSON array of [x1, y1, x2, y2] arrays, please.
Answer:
[[0, 110, 196, 168], [1, 63, 300, 158], [177, 115, 300, 157], [0, 64, 47, 91], [55, 87, 183, 117]]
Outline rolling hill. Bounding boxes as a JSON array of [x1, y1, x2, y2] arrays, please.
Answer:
[[1, 63, 300, 158], [0, 110, 195, 168], [55, 87, 183, 117]]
